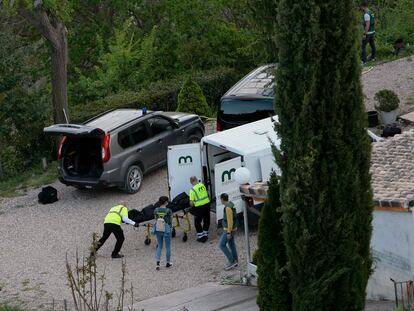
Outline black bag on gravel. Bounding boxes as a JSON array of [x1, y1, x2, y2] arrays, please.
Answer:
[[128, 209, 144, 223], [141, 204, 156, 221], [38, 186, 58, 204], [382, 125, 401, 138]]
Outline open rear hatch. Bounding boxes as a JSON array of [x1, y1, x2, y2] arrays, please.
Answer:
[[44, 124, 105, 137], [44, 124, 106, 180]]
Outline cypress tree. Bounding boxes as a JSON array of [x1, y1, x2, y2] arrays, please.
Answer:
[[256, 171, 291, 311], [176, 77, 211, 117], [274, 1, 373, 310]]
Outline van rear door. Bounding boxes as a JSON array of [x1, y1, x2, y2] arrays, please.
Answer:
[[43, 124, 104, 137], [214, 157, 242, 222], [167, 143, 203, 200]]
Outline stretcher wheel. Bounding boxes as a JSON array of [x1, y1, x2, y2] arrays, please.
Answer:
[[182, 233, 188, 242], [144, 238, 151, 245], [172, 228, 176, 238]]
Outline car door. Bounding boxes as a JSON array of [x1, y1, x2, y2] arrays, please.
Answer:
[[116, 121, 160, 172], [167, 143, 203, 200], [146, 115, 180, 165]]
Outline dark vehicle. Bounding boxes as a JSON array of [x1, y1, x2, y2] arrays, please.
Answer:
[[44, 109, 205, 193], [217, 64, 275, 131]]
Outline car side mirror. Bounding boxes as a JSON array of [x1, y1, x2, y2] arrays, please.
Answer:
[[173, 121, 180, 129]]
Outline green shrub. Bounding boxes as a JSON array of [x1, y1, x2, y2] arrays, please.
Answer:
[[176, 77, 211, 117], [375, 89, 400, 112], [70, 67, 241, 123]]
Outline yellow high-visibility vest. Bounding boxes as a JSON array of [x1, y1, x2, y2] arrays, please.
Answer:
[[104, 205, 127, 225], [190, 183, 210, 207]]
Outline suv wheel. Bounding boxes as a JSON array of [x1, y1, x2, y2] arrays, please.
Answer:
[[186, 132, 203, 143], [123, 165, 143, 194]]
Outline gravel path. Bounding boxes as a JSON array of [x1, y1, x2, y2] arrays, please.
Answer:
[[0, 169, 257, 310], [1, 57, 414, 310], [0, 121, 259, 310], [362, 56, 414, 114]]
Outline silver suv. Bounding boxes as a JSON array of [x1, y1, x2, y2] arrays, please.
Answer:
[[44, 109, 205, 193]]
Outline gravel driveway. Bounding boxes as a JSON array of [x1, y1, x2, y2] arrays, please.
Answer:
[[0, 168, 257, 310], [0, 121, 258, 310], [362, 56, 414, 114], [1, 57, 414, 310]]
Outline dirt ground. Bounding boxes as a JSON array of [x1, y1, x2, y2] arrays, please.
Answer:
[[1, 57, 414, 310]]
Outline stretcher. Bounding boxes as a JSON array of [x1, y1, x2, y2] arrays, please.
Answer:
[[129, 193, 192, 245], [141, 207, 192, 245]]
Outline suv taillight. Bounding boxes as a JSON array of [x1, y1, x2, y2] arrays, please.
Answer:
[[216, 120, 222, 132], [102, 133, 111, 163], [58, 136, 67, 160]]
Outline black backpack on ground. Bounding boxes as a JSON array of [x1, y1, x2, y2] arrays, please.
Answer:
[[38, 186, 58, 204], [382, 125, 401, 138]]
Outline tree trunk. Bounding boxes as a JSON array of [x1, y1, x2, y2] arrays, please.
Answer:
[[19, 5, 70, 124], [51, 27, 69, 124]]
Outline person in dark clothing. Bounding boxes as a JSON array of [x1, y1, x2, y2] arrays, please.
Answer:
[[189, 176, 211, 243], [360, 1, 376, 64], [92, 203, 139, 259]]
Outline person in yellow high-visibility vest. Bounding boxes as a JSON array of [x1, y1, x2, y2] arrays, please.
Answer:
[[92, 203, 139, 258], [189, 176, 211, 243]]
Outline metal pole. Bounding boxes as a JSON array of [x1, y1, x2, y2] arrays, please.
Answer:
[[391, 278, 399, 308], [242, 196, 251, 276]]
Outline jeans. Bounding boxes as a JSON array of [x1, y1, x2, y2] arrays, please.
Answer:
[[96, 223, 125, 257], [362, 33, 376, 63], [219, 231, 238, 264], [155, 231, 171, 263]]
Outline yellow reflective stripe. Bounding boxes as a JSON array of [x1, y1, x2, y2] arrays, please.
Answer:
[[107, 205, 124, 222], [191, 188, 208, 202], [191, 184, 210, 206]]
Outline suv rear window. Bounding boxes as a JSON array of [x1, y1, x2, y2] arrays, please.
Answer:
[[219, 99, 274, 122], [118, 123, 149, 149]]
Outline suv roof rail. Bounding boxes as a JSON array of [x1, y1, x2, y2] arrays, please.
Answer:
[[82, 108, 117, 125]]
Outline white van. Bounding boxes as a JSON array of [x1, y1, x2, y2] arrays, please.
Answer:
[[167, 114, 384, 223], [167, 117, 279, 222]]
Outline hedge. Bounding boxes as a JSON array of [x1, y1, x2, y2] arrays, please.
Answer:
[[70, 67, 242, 123]]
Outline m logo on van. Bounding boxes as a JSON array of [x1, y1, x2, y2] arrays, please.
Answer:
[[221, 168, 236, 183], [178, 156, 193, 165]]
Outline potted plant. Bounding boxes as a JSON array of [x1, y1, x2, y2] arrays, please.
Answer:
[[374, 89, 400, 125]]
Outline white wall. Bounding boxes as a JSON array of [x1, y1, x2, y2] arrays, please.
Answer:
[[367, 210, 414, 300]]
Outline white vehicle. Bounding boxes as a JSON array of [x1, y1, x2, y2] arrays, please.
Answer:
[[167, 117, 279, 222], [167, 115, 384, 223]]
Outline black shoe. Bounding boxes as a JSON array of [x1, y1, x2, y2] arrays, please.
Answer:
[[196, 237, 203, 242], [156, 262, 160, 271], [166, 263, 172, 268], [201, 236, 208, 243], [111, 253, 124, 259]]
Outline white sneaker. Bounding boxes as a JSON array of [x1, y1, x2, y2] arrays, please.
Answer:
[[224, 262, 238, 271]]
